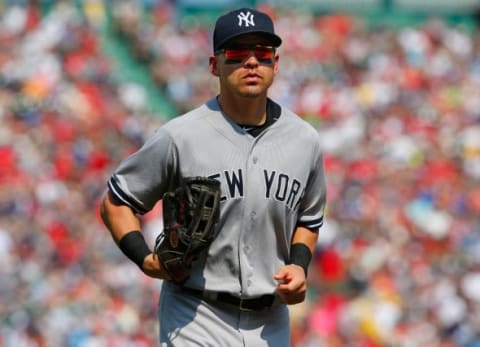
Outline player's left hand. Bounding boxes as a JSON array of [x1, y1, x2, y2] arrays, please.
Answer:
[[142, 253, 171, 280], [274, 264, 307, 305]]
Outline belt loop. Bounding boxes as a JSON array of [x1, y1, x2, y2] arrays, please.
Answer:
[[239, 298, 254, 312]]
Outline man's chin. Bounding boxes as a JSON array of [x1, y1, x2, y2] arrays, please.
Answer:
[[238, 88, 264, 98]]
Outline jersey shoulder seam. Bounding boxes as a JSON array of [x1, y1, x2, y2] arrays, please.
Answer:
[[277, 107, 320, 138], [162, 102, 215, 137]]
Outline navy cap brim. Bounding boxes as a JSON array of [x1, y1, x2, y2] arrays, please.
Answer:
[[215, 31, 282, 52]]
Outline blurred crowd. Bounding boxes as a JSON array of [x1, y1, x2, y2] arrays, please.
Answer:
[[2, 1, 480, 346]]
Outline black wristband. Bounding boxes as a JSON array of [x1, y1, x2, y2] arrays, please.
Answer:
[[288, 243, 312, 277], [118, 231, 151, 270]]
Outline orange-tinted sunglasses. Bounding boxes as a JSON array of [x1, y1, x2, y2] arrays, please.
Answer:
[[215, 45, 276, 64]]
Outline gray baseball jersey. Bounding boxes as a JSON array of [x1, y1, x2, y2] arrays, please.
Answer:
[[108, 97, 326, 297], [109, 96, 326, 346]]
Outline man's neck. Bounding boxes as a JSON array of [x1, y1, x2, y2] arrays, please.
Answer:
[[217, 94, 267, 126]]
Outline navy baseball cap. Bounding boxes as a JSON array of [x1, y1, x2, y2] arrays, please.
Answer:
[[213, 8, 282, 52]]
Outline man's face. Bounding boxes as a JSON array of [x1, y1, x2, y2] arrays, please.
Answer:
[[210, 34, 279, 98]]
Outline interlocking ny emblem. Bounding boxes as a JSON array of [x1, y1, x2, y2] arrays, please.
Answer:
[[237, 11, 255, 27]]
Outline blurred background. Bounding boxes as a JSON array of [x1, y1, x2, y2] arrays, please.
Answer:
[[1, 0, 480, 346]]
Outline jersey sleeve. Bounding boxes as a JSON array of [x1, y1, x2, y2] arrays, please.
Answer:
[[296, 140, 327, 231], [107, 128, 179, 215]]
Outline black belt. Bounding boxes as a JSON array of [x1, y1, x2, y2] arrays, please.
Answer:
[[180, 286, 275, 311]]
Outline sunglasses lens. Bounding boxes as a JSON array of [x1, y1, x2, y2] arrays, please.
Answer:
[[224, 48, 250, 62], [224, 46, 275, 63], [254, 47, 274, 61]]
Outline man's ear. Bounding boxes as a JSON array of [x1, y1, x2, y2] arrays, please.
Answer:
[[209, 56, 220, 77], [273, 54, 279, 75]]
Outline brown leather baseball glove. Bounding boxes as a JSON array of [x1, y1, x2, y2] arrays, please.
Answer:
[[154, 177, 221, 284]]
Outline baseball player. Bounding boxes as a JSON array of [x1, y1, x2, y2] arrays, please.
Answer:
[[100, 7, 326, 347]]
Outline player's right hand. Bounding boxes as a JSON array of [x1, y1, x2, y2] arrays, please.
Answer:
[[142, 253, 171, 280]]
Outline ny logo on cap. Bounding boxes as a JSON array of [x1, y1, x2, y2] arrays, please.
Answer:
[[237, 11, 255, 27]]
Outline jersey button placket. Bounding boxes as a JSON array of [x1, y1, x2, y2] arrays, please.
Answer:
[[241, 146, 259, 293], [246, 210, 256, 288]]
